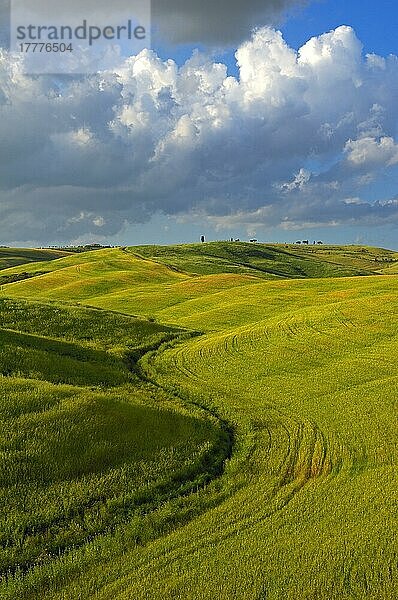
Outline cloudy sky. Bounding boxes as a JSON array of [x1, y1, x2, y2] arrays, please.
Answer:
[[1, 0, 398, 248]]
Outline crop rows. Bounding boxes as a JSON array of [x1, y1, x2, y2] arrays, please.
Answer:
[[0, 246, 396, 599]]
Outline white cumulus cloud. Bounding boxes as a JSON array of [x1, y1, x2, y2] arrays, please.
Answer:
[[345, 136, 398, 167], [1, 25, 398, 243]]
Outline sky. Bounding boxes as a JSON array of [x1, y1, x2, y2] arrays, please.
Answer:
[[1, 0, 398, 249]]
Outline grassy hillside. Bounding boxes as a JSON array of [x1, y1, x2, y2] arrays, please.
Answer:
[[130, 278, 397, 600], [0, 248, 186, 301], [130, 242, 397, 278], [378, 252, 398, 274], [1, 243, 397, 321], [0, 244, 396, 599], [0, 247, 71, 271], [0, 299, 230, 585]]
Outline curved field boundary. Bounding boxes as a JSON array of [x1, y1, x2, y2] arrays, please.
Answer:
[[0, 301, 234, 592]]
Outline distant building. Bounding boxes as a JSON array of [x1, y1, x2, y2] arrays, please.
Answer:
[[200, 235, 205, 243]]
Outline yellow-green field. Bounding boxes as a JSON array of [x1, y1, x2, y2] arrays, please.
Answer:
[[0, 243, 397, 599], [0, 247, 72, 271]]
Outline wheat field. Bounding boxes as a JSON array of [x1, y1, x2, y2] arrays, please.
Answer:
[[0, 244, 396, 599]]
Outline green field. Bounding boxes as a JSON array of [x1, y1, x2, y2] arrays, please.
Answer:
[[0, 248, 72, 271], [0, 243, 397, 599]]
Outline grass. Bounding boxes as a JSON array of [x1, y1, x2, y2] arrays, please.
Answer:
[[0, 299, 230, 587], [2, 243, 397, 322], [0, 243, 396, 599], [0, 248, 186, 302], [0, 248, 71, 271], [136, 279, 397, 599], [130, 242, 398, 277]]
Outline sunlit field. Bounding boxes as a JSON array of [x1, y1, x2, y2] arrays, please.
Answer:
[[0, 248, 71, 271], [0, 243, 396, 599]]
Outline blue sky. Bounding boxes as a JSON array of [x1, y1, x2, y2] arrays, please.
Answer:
[[282, 0, 397, 56], [1, 0, 398, 249]]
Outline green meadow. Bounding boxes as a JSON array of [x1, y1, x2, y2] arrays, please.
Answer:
[[0, 243, 397, 599], [0, 248, 71, 271]]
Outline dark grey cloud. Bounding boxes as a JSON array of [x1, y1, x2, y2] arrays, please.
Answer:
[[152, 0, 307, 45]]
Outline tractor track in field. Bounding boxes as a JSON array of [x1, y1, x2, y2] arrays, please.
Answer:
[[134, 332, 235, 460], [94, 413, 338, 600], [0, 316, 234, 583], [146, 328, 339, 527]]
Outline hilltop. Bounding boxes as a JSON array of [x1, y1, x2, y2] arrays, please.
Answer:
[[1, 242, 396, 283], [0, 247, 72, 270], [0, 243, 397, 319], [131, 241, 398, 278]]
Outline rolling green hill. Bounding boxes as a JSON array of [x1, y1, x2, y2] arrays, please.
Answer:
[[0, 247, 186, 302], [0, 299, 229, 585], [130, 242, 397, 277], [1, 243, 397, 320], [378, 252, 398, 274], [0, 243, 396, 600], [0, 247, 71, 271]]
